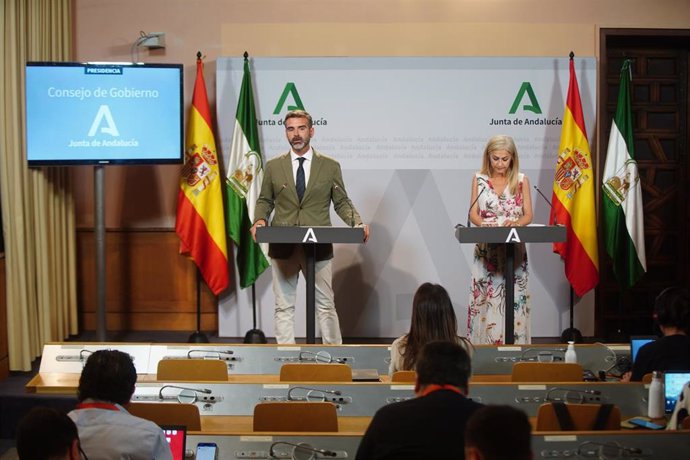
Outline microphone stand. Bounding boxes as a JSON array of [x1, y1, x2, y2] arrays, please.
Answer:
[[188, 269, 209, 343], [560, 287, 583, 343], [244, 282, 267, 343]]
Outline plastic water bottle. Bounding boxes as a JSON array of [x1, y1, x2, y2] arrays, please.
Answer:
[[647, 371, 665, 419], [565, 341, 578, 363]]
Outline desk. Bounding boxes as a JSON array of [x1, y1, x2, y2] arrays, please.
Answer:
[[29, 379, 646, 421], [186, 430, 690, 459], [28, 375, 647, 420], [188, 433, 361, 459], [471, 343, 627, 375], [38, 343, 392, 375], [38, 342, 630, 376], [532, 430, 690, 458]]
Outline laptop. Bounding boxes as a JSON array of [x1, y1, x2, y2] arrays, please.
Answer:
[[663, 371, 690, 413], [160, 425, 186, 460], [630, 335, 656, 362]]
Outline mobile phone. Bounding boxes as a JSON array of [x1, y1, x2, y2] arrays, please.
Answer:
[[628, 417, 665, 430], [195, 442, 218, 460]]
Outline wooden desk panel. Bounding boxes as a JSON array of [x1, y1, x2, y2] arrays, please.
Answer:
[[200, 415, 372, 434]]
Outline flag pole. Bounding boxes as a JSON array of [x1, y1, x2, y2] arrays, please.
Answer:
[[560, 287, 583, 343], [243, 282, 267, 343], [188, 268, 210, 343]]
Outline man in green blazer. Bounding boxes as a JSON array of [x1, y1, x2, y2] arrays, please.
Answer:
[[250, 110, 370, 344]]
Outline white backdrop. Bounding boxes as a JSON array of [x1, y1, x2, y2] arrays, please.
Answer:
[[216, 57, 597, 340]]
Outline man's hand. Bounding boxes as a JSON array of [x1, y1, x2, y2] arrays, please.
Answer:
[[250, 219, 266, 242], [362, 224, 370, 243]]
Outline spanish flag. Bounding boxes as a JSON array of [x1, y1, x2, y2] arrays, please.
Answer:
[[175, 54, 230, 295], [550, 55, 599, 297]]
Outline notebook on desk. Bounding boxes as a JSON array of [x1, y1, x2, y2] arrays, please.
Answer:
[[664, 371, 690, 413], [160, 425, 186, 460], [352, 368, 381, 382], [630, 335, 656, 362]]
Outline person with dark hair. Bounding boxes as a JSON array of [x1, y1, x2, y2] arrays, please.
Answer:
[[250, 109, 370, 344], [16, 407, 81, 460], [465, 405, 533, 460], [67, 350, 172, 459], [356, 341, 482, 460], [623, 286, 690, 381], [389, 282, 472, 374]]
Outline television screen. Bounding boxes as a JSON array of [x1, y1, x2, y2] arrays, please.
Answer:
[[25, 62, 183, 165]]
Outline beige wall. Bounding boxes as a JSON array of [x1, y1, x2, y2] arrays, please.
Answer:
[[73, 0, 690, 228]]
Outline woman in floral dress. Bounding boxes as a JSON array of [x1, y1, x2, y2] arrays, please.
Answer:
[[467, 135, 533, 344]]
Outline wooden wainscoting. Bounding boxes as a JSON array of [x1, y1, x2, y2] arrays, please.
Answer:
[[0, 255, 8, 380], [77, 229, 219, 331]]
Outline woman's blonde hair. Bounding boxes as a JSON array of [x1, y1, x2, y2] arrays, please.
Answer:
[[480, 135, 520, 195]]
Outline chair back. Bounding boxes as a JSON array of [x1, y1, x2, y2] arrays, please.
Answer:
[[511, 362, 583, 382], [253, 402, 338, 432], [279, 363, 352, 382], [535, 403, 621, 431], [126, 402, 201, 431], [390, 370, 417, 383], [157, 359, 228, 381]]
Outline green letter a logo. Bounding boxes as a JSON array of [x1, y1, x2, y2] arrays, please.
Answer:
[[509, 82, 542, 114], [273, 83, 305, 115]]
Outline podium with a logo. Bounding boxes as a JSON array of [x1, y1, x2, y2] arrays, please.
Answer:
[[455, 225, 566, 344], [256, 226, 365, 343]]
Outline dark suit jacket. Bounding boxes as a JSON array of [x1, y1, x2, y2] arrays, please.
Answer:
[[355, 390, 483, 460], [253, 149, 362, 261]]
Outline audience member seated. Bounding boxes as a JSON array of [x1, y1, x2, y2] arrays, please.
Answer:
[[389, 282, 473, 374], [623, 287, 690, 382], [68, 350, 172, 460], [16, 407, 82, 460], [357, 341, 482, 460], [465, 405, 532, 460]]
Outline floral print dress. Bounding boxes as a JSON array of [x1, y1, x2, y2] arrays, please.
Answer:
[[467, 172, 531, 344]]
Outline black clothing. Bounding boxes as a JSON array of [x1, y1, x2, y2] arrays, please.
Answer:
[[355, 390, 483, 460], [631, 334, 690, 381]]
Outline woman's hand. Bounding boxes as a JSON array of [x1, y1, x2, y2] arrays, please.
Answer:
[[502, 219, 519, 227]]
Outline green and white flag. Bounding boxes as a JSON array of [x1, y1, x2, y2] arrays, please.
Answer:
[[225, 54, 269, 288], [602, 60, 646, 288]]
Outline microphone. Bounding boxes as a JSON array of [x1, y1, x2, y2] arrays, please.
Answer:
[[275, 182, 288, 201], [533, 185, 558, 225], [298, 350, 344, 364], [333, 184, 355, 227], [269, 442, 337, 459], [287, 386, 342, 401], [158, 385, 212, 401], [79, 349, 94, 361], [546, 387, 602, 404], [187, 349, 234, 359], [466, 186, 486, 228]]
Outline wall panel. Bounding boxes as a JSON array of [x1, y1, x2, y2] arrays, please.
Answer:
[[77, 230, 218, 331]]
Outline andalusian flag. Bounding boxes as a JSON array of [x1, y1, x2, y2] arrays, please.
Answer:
[[224, 53, 269, 288], [602, 60, 646, 287], [550, 55, 599, 297], [175, 54, 230, 295]]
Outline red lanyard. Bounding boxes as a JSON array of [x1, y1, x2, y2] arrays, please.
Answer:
[[76, 402, 121, 411], [420, 384, 463, 397]]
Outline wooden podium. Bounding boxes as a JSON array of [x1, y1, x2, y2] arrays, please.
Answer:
[[455, 225, 566, 344], [256, 226, 365, 344]]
